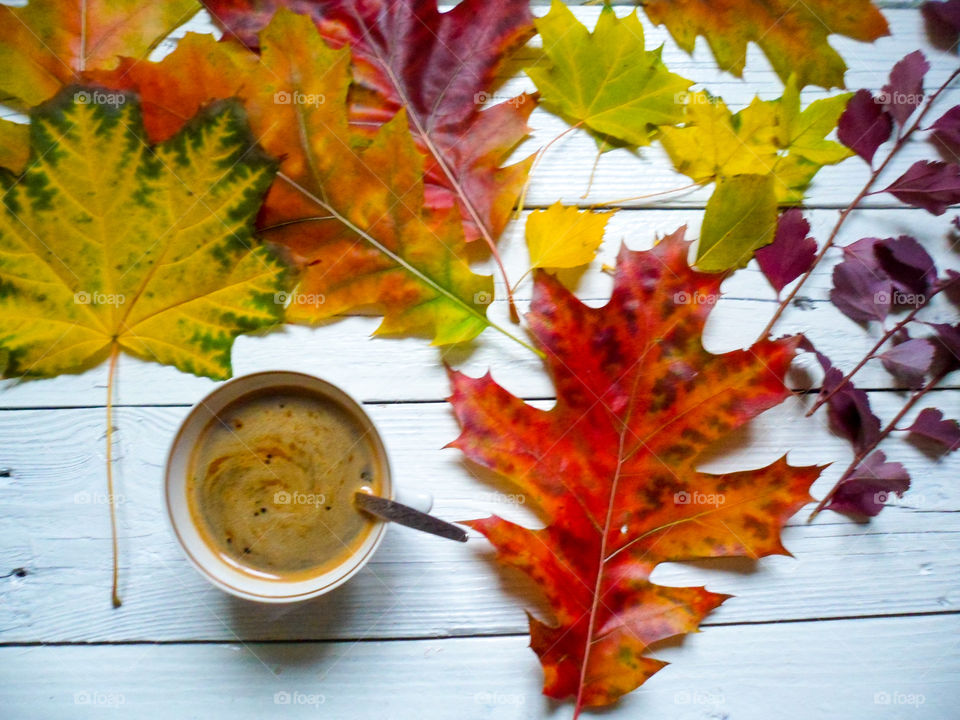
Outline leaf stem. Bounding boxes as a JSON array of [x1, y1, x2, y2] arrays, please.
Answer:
[[106, 343, 121, 608], [758, 67, 960, 342], [805, 288, 944, 417], [589, 182, 701, 208], [808, 367, 948, 521]]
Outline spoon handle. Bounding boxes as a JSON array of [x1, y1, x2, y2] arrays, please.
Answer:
[[354, 492, 468, 543]]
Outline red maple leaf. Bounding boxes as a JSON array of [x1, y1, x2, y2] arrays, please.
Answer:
[[448, 228, 821, 715], [202, 0, 536, 245]]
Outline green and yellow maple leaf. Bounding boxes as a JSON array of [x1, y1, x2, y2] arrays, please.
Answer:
[[0, 0, 199, 111], [642, 0, 889, 89], [527, 0, 692, 148], [0, 87, 286, 380], [659, 79, 852, 203], [0, 117, 29, 174]]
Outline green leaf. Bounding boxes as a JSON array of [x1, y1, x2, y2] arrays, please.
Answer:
[[0, 86, 286, 380], [697, 174, 778, 272], [777, 76, 853, 166], [526, 0, 692, 147]]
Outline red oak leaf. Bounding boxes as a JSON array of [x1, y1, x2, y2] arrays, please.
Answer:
[[837, 89, 893, 164], [883, 160, 960, 215], [448, 228, 820, 715], [201, 0, 536, 244], [755, 208, 817, 296]]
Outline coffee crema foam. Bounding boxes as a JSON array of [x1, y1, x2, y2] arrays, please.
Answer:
[[187, 387, 382, 581]]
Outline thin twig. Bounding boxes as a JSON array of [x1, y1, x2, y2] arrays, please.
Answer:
[[759, 67, 960, 341], [106, 344, 121, 608], [808, 368, 948, 521]]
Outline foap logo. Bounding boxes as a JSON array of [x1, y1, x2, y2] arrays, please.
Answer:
[[874, 690, 925, 707], [273, 91, 326, 107], [674, 689, 725, 707], [73, 690, 125, 708], [74, 90, 126, 108], [481, 491, 526, 506], [874, 90, 926, 108], [274, 490, 326, 508], [274, 291, 326, 307], [873, 289, 926, 307], [473, 691, 526, 706], [673, 290, 718, 306], [473, 91, 527, 108], [673, 91, 720, 106], [73, 491, 126, 506], [74, 291, 125, 307], [273, 690, 325, 707], [674, 490, 726, 507], [473, 291, 493, 306]]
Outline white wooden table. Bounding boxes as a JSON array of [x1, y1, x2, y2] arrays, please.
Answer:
[[2, 2, 959, 718]]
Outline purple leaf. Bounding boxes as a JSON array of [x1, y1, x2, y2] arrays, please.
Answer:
[[881, 51, 930, 126], [802, 339, 882, 453], [883, 160, 960, 215], [826, 451, 911, 517], [906, 407, 960, 451], [874, 235, 937, 298], [755, 209, 817, 295], [922, 0, 960, 49], [939, 268, 960, 306], [930, 322, 960, 371], [878, 337, 936, 386], [830, 257, 891, 323], [838, 89, 893, 164], [931, 106, 960, 146]]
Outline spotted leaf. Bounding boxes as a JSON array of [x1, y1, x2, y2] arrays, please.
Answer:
[[448, 227, 820, 715]]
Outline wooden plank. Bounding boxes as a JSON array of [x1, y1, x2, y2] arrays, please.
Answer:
[[0, 207, 956, 408], [1, 395, 957, 642], [1, 614, 957, 719]]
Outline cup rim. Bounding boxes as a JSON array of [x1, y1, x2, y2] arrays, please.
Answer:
[[164, 370, 390, 603]]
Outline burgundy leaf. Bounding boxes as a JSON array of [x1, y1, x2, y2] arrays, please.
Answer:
[[874, 235, 937, 297], [881, 50, 930, 126], [922, 0, 960, 49], [802, 339, 882, 453], [883, 160, 960, 215], [930, 321, 960, 370], [755, 209, 817, 295], [940, 268, 960, 306], [878, 337, 936, 386], [830, 257, 891, 323], [931, 106, 960, 146], [906, 407, 960, 451], [826, 451, 910, 517], [837, 89, 893, 164]]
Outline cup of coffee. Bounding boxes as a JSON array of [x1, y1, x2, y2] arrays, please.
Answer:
[[165, 371, 430, 602]]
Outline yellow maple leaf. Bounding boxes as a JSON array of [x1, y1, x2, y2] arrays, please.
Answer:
[[526, 203, 614, 271]]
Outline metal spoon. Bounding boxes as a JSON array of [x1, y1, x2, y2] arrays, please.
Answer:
[[354, 491, 468, 542]]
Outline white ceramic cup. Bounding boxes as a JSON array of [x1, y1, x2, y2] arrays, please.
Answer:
[[165, 370, 431, 603]]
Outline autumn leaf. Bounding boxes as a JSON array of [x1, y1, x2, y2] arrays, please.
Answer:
[[525, 203, 613, 271], [448, 228, 820, 714], [642, 0, 889, 89], [93, 10, 502, 346], [697, 174, 777, 272], [659, 79, 852, 203], [0, 87, 285, 379], [755, 209, 817, 296], [201, 0, 536, 247], [0, 117, 29, 174], [526, 1, 691, 148], [0, 0, 199, 110], [86, 32, 258, 143]]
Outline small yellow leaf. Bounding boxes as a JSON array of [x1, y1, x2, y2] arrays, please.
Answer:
[[526, 202, 613, 270]]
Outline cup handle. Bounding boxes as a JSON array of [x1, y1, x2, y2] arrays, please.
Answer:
[[394, 487, 433, 514]]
